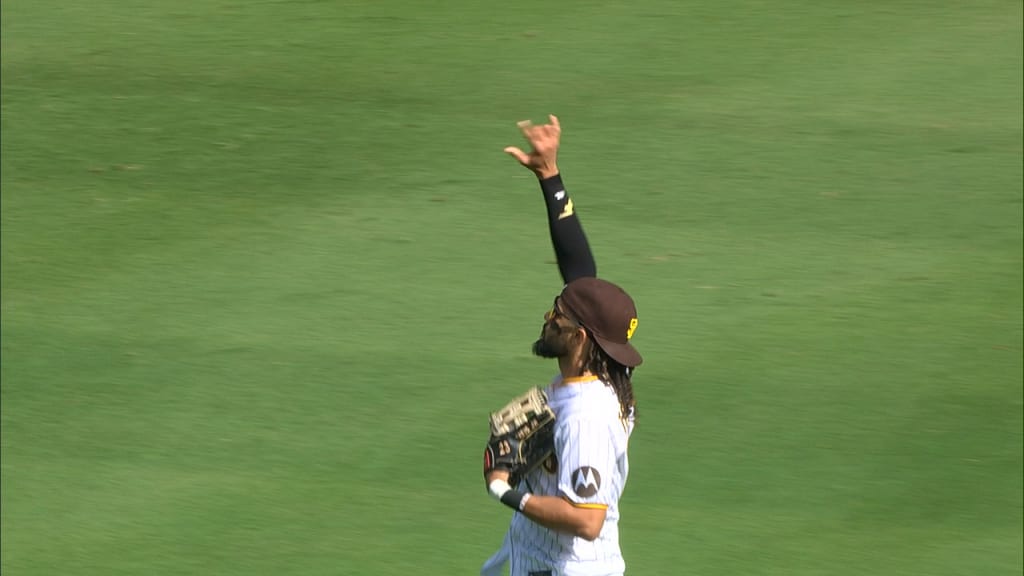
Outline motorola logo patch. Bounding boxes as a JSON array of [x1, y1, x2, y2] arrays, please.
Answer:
[[571, 466, 601, 497]]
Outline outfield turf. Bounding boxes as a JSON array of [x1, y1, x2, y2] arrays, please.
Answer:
[[2, 1, 1022, 574]]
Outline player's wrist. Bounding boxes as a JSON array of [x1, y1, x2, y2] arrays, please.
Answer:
[[502, 490, 531, 512], [488, 479, 531, 512], [536, 168, 560, 181], [488, 478, 511, 499]]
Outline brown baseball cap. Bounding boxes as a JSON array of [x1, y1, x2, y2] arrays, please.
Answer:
[[558, 277, 643, 367]]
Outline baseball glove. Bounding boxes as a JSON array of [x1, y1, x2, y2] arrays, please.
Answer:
[[483, 387, 557, 488]]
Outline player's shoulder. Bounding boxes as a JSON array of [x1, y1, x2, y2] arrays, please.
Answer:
[[552, 383, 620, 425]]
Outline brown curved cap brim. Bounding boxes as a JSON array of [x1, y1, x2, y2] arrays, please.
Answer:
[[592, 332, 643, 368]]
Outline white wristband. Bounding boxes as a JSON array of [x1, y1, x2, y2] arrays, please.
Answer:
[[488, 479, 512, 501]]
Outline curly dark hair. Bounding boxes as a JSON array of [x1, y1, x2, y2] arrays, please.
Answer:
[[582, 337, 636, 421]]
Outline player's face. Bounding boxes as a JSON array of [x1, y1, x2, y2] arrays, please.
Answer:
[[532, 297, 582, 358]]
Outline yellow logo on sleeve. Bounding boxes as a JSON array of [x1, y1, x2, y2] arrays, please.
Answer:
[[626, 318, 638, 340], [558, 198, 574, 220]]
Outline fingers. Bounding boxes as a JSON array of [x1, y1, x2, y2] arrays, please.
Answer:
[[508, 116, 559, 166], [503, 146, 530, 165], [518, 116, 560, 138]]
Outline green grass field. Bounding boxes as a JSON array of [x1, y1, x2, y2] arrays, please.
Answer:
[[2, 1, 1022, 574]]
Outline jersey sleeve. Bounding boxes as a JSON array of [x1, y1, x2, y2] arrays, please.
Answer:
[[555, 417, 618, 509]]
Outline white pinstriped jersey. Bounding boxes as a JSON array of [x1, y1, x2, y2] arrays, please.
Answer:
[[483, 374, 634, 576]]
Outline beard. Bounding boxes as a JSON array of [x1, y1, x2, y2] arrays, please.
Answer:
[[532, 338, 564, 358], [532, 328, 571, 359]]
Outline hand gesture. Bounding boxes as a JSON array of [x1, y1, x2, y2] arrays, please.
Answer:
[[504, 114, 561, 179]]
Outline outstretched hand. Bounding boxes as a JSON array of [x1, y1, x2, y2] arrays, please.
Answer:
[[504, 114, 561, 179]]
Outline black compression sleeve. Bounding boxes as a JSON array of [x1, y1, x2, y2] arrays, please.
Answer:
[[539, 174, 597, 284]]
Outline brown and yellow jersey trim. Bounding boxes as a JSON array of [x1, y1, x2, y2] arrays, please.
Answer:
[[563, 498, 609, 510]]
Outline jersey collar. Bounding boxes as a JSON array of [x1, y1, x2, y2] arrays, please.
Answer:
[[559, 374, 601, 385]]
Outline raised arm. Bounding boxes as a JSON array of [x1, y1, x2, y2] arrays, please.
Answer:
[[505, 115, 597, 284]]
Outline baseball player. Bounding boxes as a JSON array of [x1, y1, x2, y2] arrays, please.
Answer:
[[481, 115, 642, 576]]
